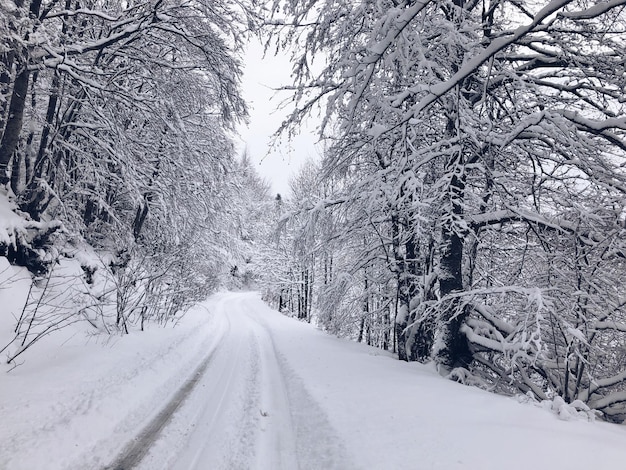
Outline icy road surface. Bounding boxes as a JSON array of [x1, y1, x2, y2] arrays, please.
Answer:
[[2, 291, 626, 469]]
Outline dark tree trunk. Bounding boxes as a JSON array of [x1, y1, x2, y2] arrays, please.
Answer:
[[404, 230, 431, 362], [391, 210, 409, 360], [278, 289, 285, 312], [358, 274, 370, 343], [358, 317, 365, 343], [382, 306, 390, 351], [33, 74, 61, 183], [0, 50, 15, 133], [133, 203, 150, 240], [0, 0, 44, 186], [393, 204, 430, 361], [0, 67, 29, 185], [10, 152, 22, 194], [435, 167, 472, 371], [303, 267, 312, 322], [395, 307, 409, 361], [84, 189, 98, 226]]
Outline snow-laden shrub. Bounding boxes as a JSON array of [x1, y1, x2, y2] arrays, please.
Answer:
[[0, 190, 62, 274], [517, 392, 602, 422], [542, 396, 601, 422]]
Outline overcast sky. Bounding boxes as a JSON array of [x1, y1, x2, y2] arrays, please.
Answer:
[[237, 38, 321, 197]]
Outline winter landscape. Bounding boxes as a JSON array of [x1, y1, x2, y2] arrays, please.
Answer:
[[1, 0, 626, 469]]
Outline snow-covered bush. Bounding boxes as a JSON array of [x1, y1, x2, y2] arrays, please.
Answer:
[[0, 190, 62, 274]]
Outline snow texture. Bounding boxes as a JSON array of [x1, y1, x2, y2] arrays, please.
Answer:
[[1, 292, 625, 469]]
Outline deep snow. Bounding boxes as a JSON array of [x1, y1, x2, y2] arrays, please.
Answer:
[[1, 291, 626, 469]]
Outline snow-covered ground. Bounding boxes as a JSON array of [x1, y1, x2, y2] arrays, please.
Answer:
[[1, 291, 626, 469]]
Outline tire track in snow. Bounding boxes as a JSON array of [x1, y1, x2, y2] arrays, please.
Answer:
[[2, 306, 218, 470], [238, 295, 355, 470], [108, 293, 355, 469], [275, 352, 356, 470], [247, 314, 299, 470], [239, 294, 356, 470], [139, 294, 301, 470], [104, 317, 230, 470], [175, 316, 252, 470]]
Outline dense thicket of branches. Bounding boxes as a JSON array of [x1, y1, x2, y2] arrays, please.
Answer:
[[269, 0, 626, 420], [0, 0, 258, 345]]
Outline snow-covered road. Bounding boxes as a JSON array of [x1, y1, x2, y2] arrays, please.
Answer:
[[2, 291, 626, 470], [121, 292, 351, 470]]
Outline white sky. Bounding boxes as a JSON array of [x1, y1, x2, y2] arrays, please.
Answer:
[[237, 38, 321, 197]]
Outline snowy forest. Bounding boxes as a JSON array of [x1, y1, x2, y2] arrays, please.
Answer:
[[1, 0, 626, 429]]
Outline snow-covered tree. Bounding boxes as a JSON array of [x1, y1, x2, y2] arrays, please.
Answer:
[[0, 0, 260, 355], [271, 0, 626, 418]]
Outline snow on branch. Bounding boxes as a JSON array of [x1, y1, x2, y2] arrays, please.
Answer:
[[579, 370, 626, 402], [592, 320, 626, 333], [278, 196, 351, 225], [558, 110, 626, 152], [559, 111, 626, 132], [43, 8, 121, 22], [589, 390, 626, 412], [466, 206, 625, 252], [405, 0, 626, 119], [558, 0, 626, 20], [347, 0, 432, 120]]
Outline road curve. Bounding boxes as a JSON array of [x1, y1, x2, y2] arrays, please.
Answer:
[[110, 292, 351, 470]]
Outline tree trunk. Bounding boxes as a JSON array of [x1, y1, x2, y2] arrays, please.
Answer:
[[359, 273, 370, 343], [434, 160, 472, 372], [0, 66, 29, 185], [278, 289, 285, 312], [0, 50, 15, 133], [382, 303, 390, 351], [32, 74, 61, 183], [0, 0, 44, 186], [10, 152, 22, 194], [358, 317, 365, 343], [84, 184, 98, 226], [395, 298, 409, 361], [133, 203, 150, 240]]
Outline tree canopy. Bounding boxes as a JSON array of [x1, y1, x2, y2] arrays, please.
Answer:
[[267, 0, 626, 421]]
